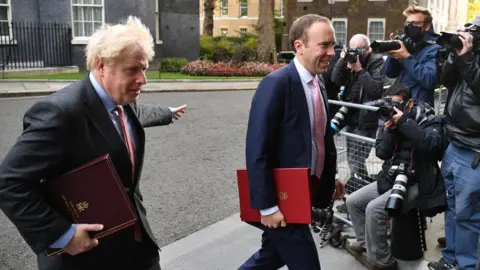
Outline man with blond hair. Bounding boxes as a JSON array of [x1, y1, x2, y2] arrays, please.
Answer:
[[0, 16, 186, 270]]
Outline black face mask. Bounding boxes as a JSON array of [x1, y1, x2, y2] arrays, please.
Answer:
[[404, 23, 424, 42]]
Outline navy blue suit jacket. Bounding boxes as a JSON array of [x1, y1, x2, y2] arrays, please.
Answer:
[[245, 62, 337, 210]]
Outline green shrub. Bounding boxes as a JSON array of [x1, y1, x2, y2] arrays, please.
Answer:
[[160, 57, 188, 72], [232, 46, 257, 64], [200, 35, 215, 56]]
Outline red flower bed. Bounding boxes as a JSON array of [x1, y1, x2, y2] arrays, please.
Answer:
[[181, 60, 287, 77]]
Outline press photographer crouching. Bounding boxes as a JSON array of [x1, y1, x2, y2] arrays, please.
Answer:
[[345, 83, 446, 270], [372, 5, 440, 105], [331, 34, 385, 190], [427, 16, 480, 270]]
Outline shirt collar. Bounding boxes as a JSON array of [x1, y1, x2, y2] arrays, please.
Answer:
[[293, 57, 316, 84], [89, 72, 117, 113]]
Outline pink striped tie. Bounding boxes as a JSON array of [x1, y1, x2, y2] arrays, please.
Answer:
[[312, 77, 326, 179]]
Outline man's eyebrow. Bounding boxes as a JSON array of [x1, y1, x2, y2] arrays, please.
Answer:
[[318, 41, 333, 46]]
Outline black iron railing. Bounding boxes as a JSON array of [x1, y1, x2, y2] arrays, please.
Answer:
[[0, 22, 72, 71]]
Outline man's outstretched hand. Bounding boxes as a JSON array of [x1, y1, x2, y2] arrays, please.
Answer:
[[170, 104, 187, 120]]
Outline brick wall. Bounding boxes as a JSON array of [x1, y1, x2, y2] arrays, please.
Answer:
[[285, 0, 416, 50]]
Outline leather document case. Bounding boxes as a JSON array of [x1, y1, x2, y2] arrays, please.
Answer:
[[236, 168, 312, 224], [43, 154, 138, 256]]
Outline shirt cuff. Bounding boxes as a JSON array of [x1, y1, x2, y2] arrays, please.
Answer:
[[260, 205, 279, 216], [169, 107, 174, 112], [49, 224, 76, 249]]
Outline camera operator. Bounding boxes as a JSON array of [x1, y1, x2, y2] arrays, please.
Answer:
[[427, 16, 480, 270], [384, 5, 440, 105], [331, 34, 385, 181], [323, 42, 343, 115], [345, 83, 446, 270]]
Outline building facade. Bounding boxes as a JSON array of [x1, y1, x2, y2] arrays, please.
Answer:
[[199, 0, 284, 37], [284, 0, 466, 50], [1, 0, 199, 71]]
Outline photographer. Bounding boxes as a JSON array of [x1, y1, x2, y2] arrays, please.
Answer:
[[427, 16, 480, 270], [345, 83, 446, 270], [331, 34, 385, 183], [384, 5, 440, 105]]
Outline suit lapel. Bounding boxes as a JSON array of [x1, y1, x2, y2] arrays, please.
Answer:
[[82, 76, 134, 184], [287, 62, 311, 152]]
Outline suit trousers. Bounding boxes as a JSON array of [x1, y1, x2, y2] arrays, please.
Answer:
[[238, 222, 321, 270]]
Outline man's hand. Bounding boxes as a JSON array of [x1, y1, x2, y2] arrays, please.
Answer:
[[347, 55, 362, 72], [384, 107, 403, 129], [64, 224, 103, 256], [456, 31, 473, 56], [386, 40, 410, 60], [261, 210, 287, 229], [170, 104, 187, 120], [333, 179, 345, 200]]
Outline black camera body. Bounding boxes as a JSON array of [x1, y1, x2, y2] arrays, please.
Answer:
[[345, 47, 364, 63], [436, 24, 480, 53], [364, 97, 404, 121], [370, 32, 415, 54]]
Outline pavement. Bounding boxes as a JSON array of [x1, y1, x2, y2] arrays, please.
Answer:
[[0, 79, 261, 97], [0, 87, 447, 270]]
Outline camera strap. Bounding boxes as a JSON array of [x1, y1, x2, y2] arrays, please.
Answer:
[[472, 151, 480, 169]]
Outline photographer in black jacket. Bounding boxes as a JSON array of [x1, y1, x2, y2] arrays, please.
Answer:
[[331, 34, 385, 190], [346, 83, 446, 270], [428, 16, 480, 270]]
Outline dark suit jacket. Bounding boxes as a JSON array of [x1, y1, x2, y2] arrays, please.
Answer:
[[245, 62, 337, 211], [0, 75, 173, 269]]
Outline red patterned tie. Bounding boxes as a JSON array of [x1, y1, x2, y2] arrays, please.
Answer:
[[116, 105, 135, 179], [312, 78, 326, 179], [115, 105, 141, 242]]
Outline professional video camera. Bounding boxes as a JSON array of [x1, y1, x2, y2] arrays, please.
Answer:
[[436, 24, 480, 53], [345, 47, 364, 63], [370, 24, 417, 54]]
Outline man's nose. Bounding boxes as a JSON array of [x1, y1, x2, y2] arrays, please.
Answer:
[[137, 72, 147, 84]]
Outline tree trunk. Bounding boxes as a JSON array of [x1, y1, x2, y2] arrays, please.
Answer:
[[203, 0, 215, 36], [257, 0, 276, 63]]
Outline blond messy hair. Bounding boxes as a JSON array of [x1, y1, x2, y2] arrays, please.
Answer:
[[403, 5, 433, 25], [85, 16, 155, 70]]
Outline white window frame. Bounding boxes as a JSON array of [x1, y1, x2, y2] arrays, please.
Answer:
[[0, 0, 13, 42], [332, 18, 348, 45], [220, 0, 228, 17], [70, 0, 105, 44], [155, 0, 163, 44], [239, 0, 248, 17], [280, 0, 284, 17], [220, 27, 228, 36], [239, 27, 247, 36], [367, 18, 386, 41]]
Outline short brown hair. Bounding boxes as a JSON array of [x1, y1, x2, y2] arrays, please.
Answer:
[[289, 14, 331, 51], [403, 5, 433, 25]]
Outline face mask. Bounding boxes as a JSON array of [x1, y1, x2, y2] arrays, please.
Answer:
[[404, 23, 424, 42]]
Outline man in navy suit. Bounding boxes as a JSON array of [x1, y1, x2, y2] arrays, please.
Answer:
[[240, 14, 344, 270]]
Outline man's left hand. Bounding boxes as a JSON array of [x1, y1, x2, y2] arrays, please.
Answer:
[[456, 31, 473, 56], [333, 179, 345, 200], [384, 107, 403, 128], [386, 40, 410, 60], [170, 104, 187, 120], [347, 55, 362, 72]]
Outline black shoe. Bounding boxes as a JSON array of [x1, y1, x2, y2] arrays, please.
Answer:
[[336, 203, 348, 214], [372, 260, 398, 270], [437, 237, 446, 248], [427, 258, 458, 270]]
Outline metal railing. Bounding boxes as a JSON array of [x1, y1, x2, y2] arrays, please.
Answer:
[[0, 22, 72, 73]]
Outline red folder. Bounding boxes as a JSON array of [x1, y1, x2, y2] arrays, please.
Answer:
[[43, 154, 138, 256], [236, 168, 312, 224]]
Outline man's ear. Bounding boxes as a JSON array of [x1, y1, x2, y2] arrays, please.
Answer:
[[406, 98, 415, 110]]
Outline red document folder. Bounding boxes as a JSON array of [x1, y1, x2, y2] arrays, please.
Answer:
[[236, 168, 312, 224], [43, 154, 138, 256]]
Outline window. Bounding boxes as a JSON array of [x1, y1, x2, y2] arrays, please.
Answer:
[[332, 19, 347, 45], [220, 28, 228, 37], [281, 0, 284, 17], [368, 19, 385, 41], [240, 0, 248, 17], [0, 0, 10, 37], [240, 27, 247, 37], [71, 0, 104, 39], [221, 0, 228, 17]]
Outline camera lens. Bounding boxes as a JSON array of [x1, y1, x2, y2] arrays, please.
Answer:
[[376, 106, 392, 121]]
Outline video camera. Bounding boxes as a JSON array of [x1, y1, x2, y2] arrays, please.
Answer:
[[436, 24, 480, 53], [345, 47, 364, 63], [370, 28, 415, 54]]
